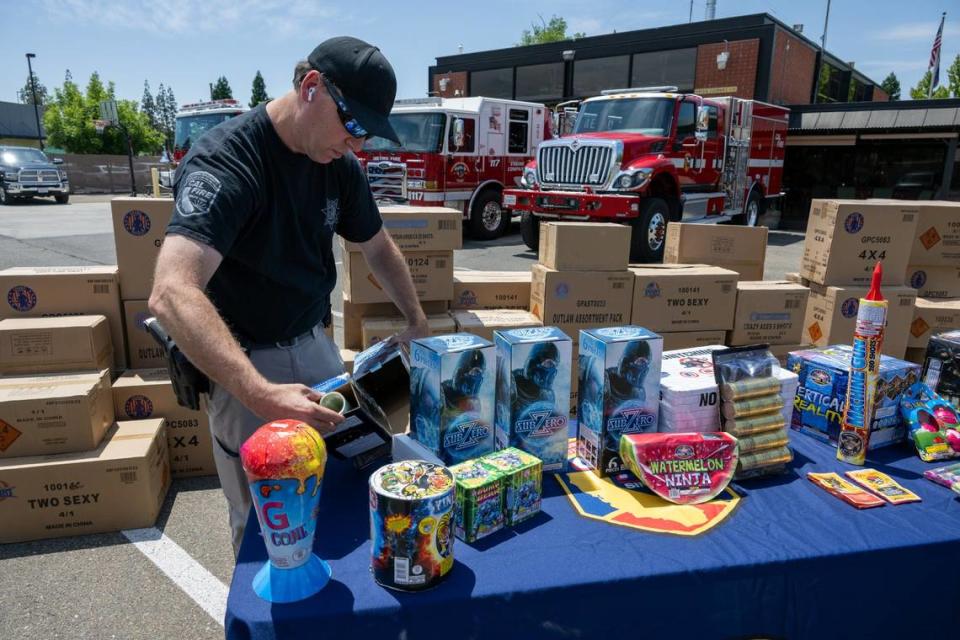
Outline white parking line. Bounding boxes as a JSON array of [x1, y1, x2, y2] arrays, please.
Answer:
[[123, 527, 228, 627]]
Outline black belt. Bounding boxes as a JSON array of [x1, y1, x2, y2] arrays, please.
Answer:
[[239, 325, 321, 351]]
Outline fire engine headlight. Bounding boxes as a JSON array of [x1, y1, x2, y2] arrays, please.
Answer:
[[521, 168, 538, 188], [614, 168, 652, 190]]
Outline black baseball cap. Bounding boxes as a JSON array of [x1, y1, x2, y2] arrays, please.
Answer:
[[308, 36, 400, 144]]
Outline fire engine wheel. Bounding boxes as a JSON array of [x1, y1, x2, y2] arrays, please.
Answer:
[[520, 211, 540, 252], [469, 189, 510, 240], [734, 191, 763, 227], [629, 197, 669, 263]]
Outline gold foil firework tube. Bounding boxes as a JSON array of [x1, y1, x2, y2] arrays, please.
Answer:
[[738, 446, 792, 471], [837, 263, 887, 466], [721, 395, 784, 420], [737, 429, 789, 453], [845, 469, 921, 505], [724, 412, 786, 437], [721, 377, 781, 401]]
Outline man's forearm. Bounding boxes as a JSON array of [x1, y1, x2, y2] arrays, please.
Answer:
[[361, 230, 427, 326]]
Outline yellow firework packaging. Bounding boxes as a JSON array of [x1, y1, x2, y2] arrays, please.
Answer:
[[807, 472, 885, 509], [738, 446, 793, 472], [845, 469, 921, 504]]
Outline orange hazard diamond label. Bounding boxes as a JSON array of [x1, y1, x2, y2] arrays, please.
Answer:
[[807, 321, 823, 343], [920, 226, 942, 250], [911, 317, 931, 338], [0, 420, 22, 452]]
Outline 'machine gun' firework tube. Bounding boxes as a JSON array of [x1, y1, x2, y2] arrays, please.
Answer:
[[837, 263, 887, 465], [369, 461, 455, 591], [240, 419, 331, 603]]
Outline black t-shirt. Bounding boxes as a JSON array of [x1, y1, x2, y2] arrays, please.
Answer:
[[167, 105, 382, 343]]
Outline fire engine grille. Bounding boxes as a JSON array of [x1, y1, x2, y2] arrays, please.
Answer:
[[18, 169, 61, 186], [538, 144, 614, 187], [366, 161, 407, 201]]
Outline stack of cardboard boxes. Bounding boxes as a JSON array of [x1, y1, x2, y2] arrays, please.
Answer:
[[902, 201, 960, 362], [664, 222, 768, 281]]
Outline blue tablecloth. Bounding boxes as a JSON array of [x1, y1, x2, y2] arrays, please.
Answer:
[[226, 424, 960, 640]]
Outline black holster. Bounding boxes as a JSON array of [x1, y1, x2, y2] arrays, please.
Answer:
[[143, 317, 210, 411]]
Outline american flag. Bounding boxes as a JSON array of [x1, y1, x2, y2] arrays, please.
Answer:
[[929, 12, 946, 96]]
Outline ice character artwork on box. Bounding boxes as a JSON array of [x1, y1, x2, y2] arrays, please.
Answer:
[[440, 347, 495, 463], [411, 366, 441, 451]]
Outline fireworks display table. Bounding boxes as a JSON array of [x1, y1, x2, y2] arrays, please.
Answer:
[[226, 422, 960, 639]]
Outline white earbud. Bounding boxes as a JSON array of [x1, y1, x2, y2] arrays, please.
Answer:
[[307, 87, 316, 102]]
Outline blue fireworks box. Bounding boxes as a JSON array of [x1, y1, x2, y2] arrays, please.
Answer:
[[577, 327, 663, 477], [494, 326, 571, 472], [410, 333, 496, 465], [787, 345, 921, 450]]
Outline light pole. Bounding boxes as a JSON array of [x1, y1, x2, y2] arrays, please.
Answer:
[[25, 53, 43, 150]]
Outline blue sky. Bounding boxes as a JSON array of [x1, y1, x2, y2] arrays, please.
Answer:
[[1, 0, 957, 108]]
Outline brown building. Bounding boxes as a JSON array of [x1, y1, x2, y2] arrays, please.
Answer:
[[429, 13, 883, 107]]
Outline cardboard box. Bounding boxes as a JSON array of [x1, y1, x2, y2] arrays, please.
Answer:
[[910, 298, 960, 350], [802, 284, 917, 359], [341, 206, 462, 252], [904, 347, 927, 366], [664, 223, 767, 281], [0, 267, 126, 369], [769, 343, 812, 366], [0, 370, 113, 458], [0, 316, 113, 375], [110, 197, 173, 300], [410, 334, 496, 465], [361, 313, 455, 349], [342, 250, 453, 304], [452, 271, 531, 310], [449, 458, 504, 543], [784, 272, 804, 284], [530, 265, 633, 336], [729, 281, 809, 346], [494, 326, 572, 471], [112, 369, 214, 477], [577, 327, 663, 476], [538, 222, 630, 271], [906, 265, 960, 299], [909, 201, 960, 266], [659, 331, 727, 351], [799, 199, 919, 286], [629, 264, 738, 332], [123, 300, 165, 369], [452, 309, 542, 342], [0, 419, 170, 543], [341, 299, 448, 350]]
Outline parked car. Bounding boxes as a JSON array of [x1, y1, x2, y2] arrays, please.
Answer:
[[0, 145, 70, 205]]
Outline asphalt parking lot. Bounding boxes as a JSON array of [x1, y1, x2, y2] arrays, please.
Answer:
[[0, 194, 805, 639]]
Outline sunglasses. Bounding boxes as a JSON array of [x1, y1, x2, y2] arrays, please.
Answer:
[[320, 75, 369, 140]]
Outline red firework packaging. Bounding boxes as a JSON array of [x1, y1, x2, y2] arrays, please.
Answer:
[[619, 432, 739, 504], [369, 460, 455, 591]]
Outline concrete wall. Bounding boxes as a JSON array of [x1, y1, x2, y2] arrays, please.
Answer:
[[53, 154, 166, 194]]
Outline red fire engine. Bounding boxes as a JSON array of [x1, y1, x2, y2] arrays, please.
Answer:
[[357, 96, 552, 239], [503, 87, 789, 261], [159, 99, 249, 188]]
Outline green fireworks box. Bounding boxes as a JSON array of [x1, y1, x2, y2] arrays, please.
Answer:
[[481, 447, 542, 526], [449, 459, 504, 543]]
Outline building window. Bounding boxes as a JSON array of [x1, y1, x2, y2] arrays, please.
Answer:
[[573, 56, 630, 97], [677, 101, 696, 139], [448, 117, 476, 153], [817, 63, 846, 103], [516, 62, 564, 102], [705, 105, 719, 139], [471, 68, 512, 99], [508, 109, 529, 154], [631, 48, 696, 91]]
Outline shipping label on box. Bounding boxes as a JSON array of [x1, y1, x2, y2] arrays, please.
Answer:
[[494, 327, 571, 471], [113, 369, 215, 477], [123, 300, 165, 369], [0, 419, 170, 544], [0, 266, 126, 369], [910, 202, 960, 266], [343, 250, 453, 303], [539, 222, 631, 271], [802, 284, 916, 359], [342, 299, 448, 350], [910, 298, 960, 350], [452, 271, 531, 310], [452, 309, 542, 342], [729, 281, 809, 346], [663, 223, 767, 280], [577, 327, 663, 476], [361, 313, 455, 349], [410, 334, 496, 465], [0, 369, 113, 458], [111, 198, 173, 300], [342, 206, 462, 252], [629, 264, 738, 332], [800, 199, 918, 287], [906, 265, 960, 299], [0, 316, 113, 375], [530, 265, 633, 336], [659, 330, 727, 351]]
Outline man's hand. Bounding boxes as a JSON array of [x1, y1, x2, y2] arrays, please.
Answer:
[[359, 228, 429, 338], [393, 319, 430, 345], [247, 382, 345, 434]]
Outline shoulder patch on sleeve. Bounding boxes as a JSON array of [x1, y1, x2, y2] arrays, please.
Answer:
[[176, 170, 222, 217]]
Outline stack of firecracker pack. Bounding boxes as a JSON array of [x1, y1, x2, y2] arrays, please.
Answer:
[[659, 345, 798, 478]]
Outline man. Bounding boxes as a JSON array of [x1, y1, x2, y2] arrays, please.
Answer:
[[149, 37, 428, 554]]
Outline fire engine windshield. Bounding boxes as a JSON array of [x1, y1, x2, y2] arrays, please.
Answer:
[[573, 98, 674, 136], [364, 113, 446, 152], [174, 113, 238, 157]]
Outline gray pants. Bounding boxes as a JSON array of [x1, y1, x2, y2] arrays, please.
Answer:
[[206, 325, 344, 556]]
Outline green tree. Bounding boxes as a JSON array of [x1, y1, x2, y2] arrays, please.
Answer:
[[210, 76, 233, 100], [17, 71, 48, 106], [517, 15, 585, 46], [947, 54, 960, 98], [163, 85, 178, 151], [249, 70, 270, 107], [910, 70, 950, 99], [42, 71, 164, 154], [141, 80, 157, 128], [880, 72, 901, 101]]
